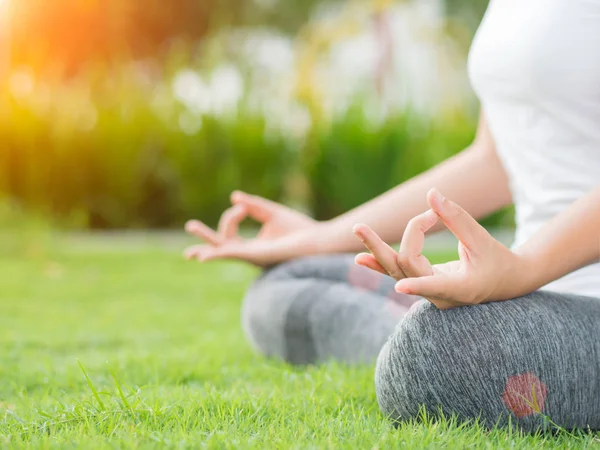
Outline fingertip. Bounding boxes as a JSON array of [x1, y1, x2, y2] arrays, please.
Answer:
[[427, 188, 445, 211], [395, 280, 413, 295], [352, 223, 368, 236], [183, 249, 198, 261], [233, 203, 247, 215], [231, 190, 245, 203], [185, 220, 200, 233], [231, 191, 252, 205], [354, 252, 370, 265], [426, 188, 436, 204]]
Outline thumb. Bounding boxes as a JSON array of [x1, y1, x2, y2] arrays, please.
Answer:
[[427, 188, 488, 252], [195, 240, 278, 267], [231, 191, 277, 223], [395, 275, 448, 298], [395, 274, 464, 307], [186, 243, 242, 262]]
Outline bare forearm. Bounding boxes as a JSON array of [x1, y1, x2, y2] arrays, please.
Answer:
[[513, 185, 600, 294], [315, 143, 511, 253]]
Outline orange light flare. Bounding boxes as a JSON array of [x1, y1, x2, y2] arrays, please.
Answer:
[[0, 0, 12, 70], [0, 0, 10, 35], [0, 0, 10, 82], [0, 0, 9, 18]]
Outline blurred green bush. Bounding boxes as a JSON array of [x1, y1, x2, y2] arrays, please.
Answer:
[[0, 72, 513, 230], [305, 105, 514, 228], [305, 104, 473, 220], [0, 77, 291, 228], [1, 1, 515, 231]]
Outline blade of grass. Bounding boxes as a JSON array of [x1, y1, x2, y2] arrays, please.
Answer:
[[78, 361, 106, 411], [108, 365, 132, 414]]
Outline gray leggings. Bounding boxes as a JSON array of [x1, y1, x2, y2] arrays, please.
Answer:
[[241, 254, 600, 432]]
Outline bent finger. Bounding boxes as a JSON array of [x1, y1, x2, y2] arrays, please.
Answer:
[[184, 244, 209, 261], [353, 223, 406, 279], [427, 188, 488, 253], [398, 209, 438, 278], [185, 220, 222, 246], [218, 205, 247, 240], [355, 253, 388, 276], [231, 191, 278, 223]]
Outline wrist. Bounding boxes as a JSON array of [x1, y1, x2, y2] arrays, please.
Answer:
[[293, 220, 367, 256], [487, 247, 539, 302], [302, 220, 355, 255], [284, 221, 329, 257], [509, 247, 545, 296], [310, 220, 338, 254]]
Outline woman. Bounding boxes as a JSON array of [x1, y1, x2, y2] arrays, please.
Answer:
[[184, 0, 600, 432]]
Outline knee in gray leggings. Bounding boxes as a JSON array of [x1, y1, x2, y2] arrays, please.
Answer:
[[241, 261, 333, 365], [241, 274, 307, 363], [241, 255, 401, 365], [375, 294, 600, 432]]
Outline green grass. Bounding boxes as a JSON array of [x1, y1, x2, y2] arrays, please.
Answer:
[[0, 234, 597, 449]]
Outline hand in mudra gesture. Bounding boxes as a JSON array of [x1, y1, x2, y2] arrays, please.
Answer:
[[354, 189, 522, 309], [184, 191, 317, 267]]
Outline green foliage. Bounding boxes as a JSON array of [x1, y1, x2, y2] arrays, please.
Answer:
[[0, 81, 516, 229], [304, 104, 515, 227], [1, 0, 517, 230], [305, 106, 473, 219], [0, 77, 291, 228], [171, 115, 293, 229], [444, 0, 489, 29]]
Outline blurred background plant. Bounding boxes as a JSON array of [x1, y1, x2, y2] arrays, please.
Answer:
[[0, 0, 512, 231]]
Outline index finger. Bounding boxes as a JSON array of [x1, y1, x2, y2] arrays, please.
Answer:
[[353, 223, 406, 280], [218, 205, 247, 240], [185, 220, 223, 246], [427, 189, 488, 253], [398, 209, 439, 277]]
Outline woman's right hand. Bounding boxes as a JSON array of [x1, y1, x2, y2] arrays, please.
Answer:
[[184, 191, 320, 267]]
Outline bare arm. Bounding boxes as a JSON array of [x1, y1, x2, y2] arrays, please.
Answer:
[[317, 113, 512, 252], [513, 184, 600, 294]]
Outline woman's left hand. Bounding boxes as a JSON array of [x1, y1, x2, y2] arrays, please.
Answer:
[[353, 188, 529, 309]]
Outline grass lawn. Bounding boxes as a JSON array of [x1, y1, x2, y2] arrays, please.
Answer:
[[0, 233, 597, 449]]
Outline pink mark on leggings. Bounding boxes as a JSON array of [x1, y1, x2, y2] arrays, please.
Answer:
[[502, 372, 548, 418], [386, 289, 422, 318], [347, 264, 384, 292]]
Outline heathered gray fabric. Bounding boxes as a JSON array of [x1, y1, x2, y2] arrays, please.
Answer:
[[376, 291, 600, 432], [242, 254, 418, 364], [242, 254, 600, 432]]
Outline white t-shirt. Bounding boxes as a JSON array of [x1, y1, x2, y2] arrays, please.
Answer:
[[468, 0, 600, 298]]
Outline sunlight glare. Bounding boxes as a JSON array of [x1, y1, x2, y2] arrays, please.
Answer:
[[0, 0, 8, 16]]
